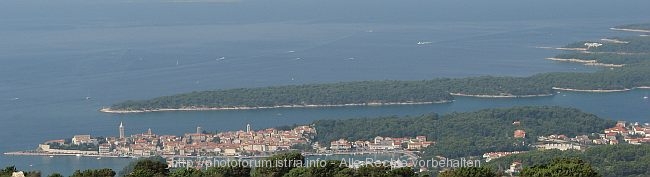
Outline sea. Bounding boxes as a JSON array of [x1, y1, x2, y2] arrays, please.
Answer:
[[1, 0, 650, 175]]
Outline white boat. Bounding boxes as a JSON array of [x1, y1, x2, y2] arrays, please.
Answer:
[[217, 57, 226, 61], [417, 41, 432, 45], [96, 157, 102, 160], [75, 154, 82, 157], [644, 96, 648, 99], [49, 156, 54, 158]]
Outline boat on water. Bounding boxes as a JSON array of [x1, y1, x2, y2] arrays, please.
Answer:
[[644, 96, 648, 99], [96, 157, 102, 160], [417, 41, 432, 45], [75, 154, 82, 157], [49, 156, 54, 158]]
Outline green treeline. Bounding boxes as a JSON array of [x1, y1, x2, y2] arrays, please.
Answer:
[[109, 62, 650, 111], [313, 106, 615, 158], [111, 80, 454, 110], [485, 144, 650, 177]]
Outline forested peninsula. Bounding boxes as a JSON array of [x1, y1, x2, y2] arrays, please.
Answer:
[[104, 25, 650, 113]]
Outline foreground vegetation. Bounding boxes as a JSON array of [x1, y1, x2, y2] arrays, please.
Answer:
[[441, 158, 600, 177], [2, 153, 608, 177], [2, 153, 611, 177], [485, 144, 650, 177]]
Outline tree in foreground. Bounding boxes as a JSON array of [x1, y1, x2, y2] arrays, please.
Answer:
[[203, 161, 251, 177], [170, 168, 203, 177], [47, 173, 64, 177], [520, 158, 600, 177], [253, 151, 305, 177], [125, 159, 169, 177], [438, 167, 497, 177], [70, 168, 116, 177]]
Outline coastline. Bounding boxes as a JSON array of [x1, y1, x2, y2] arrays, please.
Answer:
[[100, 101, 452, 114], [601, 38, 629, 44], [552, 86, 650, 93], [546, 58, 624, 67], [449, 93, 553, 98], [3, 151, 128, 158], [610, 28, 650, 33], [4, 150, 413, 160], [554, 47, 587, 51]]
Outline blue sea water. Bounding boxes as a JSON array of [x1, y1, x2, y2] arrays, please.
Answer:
[[1, 0, 650, 175]]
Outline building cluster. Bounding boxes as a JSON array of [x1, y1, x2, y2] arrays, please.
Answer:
[[601, 121, 650, 145], [482, 120, 650, 164], [482, 151, 526, 162], [329, 136, 433, 151], [39, 123, 316, 157], [534, 121, 650, 151]]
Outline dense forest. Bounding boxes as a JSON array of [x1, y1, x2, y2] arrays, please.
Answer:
[[110, 80, 455, 111], [485, 144, 650, 177], [313, 106, 615, 158], [108, 62, 650, 111]]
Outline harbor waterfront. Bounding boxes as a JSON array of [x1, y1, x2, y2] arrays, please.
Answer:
[[3, 123, 428, 165]]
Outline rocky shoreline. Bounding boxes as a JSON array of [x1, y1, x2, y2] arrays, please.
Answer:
[[449, 93, 553, 98], [546, 58, 624, 67], [610, 28, 650, 33], [552, 86, 650, 93], [100, 101, 452, 114]]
